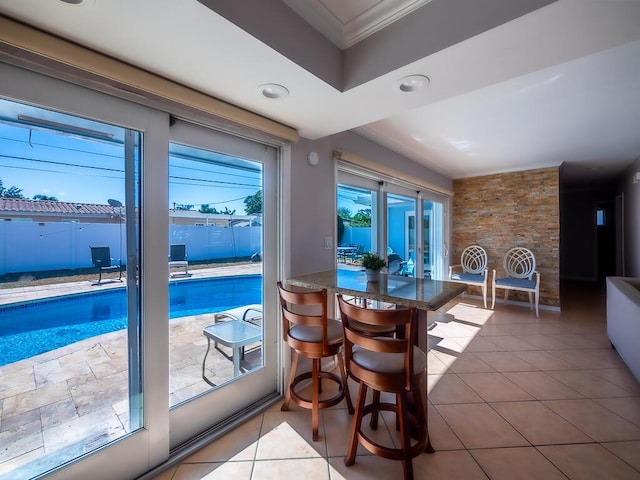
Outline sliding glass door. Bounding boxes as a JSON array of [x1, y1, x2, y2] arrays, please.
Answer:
[[0, 62, 281, 479], [337, 166, 449, 279], [167, 120, 278, 446]]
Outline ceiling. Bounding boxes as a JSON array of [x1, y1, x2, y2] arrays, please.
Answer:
[[1, 0, 639, 183]]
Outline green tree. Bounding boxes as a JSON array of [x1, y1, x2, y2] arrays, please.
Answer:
[[352, 208, 372, 227], [244, 190, 262, 214], [0, 179, 24, 199], [33, 194, 59, 201], [174, 203, 194, 211], [338, 207, 351, 219], [199, 204, 219, 214], [337, 215, 345, 244], [220, 206, 236, 215]]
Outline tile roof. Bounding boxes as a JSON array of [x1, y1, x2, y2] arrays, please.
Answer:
[[0, 198, 115, 216]]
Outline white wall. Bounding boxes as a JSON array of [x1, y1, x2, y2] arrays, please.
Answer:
[[0, 222, 261, 274]]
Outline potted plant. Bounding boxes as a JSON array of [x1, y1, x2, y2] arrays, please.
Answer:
[[361, 252, 386, 282]]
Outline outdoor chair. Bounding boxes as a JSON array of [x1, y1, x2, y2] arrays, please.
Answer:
[[387, 253, 404, 275], [168, 244, 189, 276], [90, 246, 122, 285], [492, 247, 540, 317], [448, 245, 489, 308], [277, 281, 353, 441], [337, 295, 430, 480], [212, 304, 262, 356]]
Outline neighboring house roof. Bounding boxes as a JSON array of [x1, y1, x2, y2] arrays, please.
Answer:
[[0, 199, 262, 224], [0, 198, 115, 216]]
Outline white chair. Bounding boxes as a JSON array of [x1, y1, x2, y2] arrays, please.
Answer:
[[448, 245, 489, 308], [492, 247, 540, 317]]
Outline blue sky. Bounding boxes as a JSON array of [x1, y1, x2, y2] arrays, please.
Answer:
[[0, 122, 261, 214]]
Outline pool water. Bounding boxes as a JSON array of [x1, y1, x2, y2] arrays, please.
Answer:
[[0, 275, 261, 365]]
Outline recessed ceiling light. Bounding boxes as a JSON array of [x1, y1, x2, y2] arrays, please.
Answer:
[[259, 84, 289, 100], [59, 0, 84, 4], [395, 75, 430, 93]]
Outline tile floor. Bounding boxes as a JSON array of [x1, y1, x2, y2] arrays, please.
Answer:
[[150, 282, 640, 480]]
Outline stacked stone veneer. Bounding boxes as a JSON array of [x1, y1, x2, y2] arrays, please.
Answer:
[[452, 167, 560, 308]]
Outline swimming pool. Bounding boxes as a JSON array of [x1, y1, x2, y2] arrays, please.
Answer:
[[0, 275, 262, 366]]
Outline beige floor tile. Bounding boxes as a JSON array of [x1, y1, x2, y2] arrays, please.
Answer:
[[443, 352, 495, 374], [435, 403, 529, 449], [473, 352, 538, 372], [512, 334, 572, 350], [457, 373, 534, 402], [550, 349, 626, 370], [252, 458, 329, 480], [484, 335, 540, 352], [511, 349, 580, 370], [183, 415, 262, 463], [538, 443, 640, 480], [411, 449, 490, 479], [547, 370, 634, 398], [458, 336, 504, 353], [256, 410, 326, 459], [491, 401, 593, 445], [328, 451, 407, 480], [589, 369, 640, 395], [322, 407, 394, 458], [503, 371, 584, 400], [428, 374, 484, 404], [427, 405, 465, 451], [602, 441, 640, 472], [543, 399, 640, 442], [172, 461, 254, 480], [593, 397, 640, 427], [471, 446, 567, 480]]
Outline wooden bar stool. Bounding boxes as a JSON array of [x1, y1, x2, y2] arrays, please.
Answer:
[[337, 295, 430, 480], [277, 282, 353, 441]]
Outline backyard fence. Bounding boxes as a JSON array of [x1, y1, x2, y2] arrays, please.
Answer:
[[0, 221, 262, 275]]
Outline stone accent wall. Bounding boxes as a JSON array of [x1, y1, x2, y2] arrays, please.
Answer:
[[452, 168, 560, 308]]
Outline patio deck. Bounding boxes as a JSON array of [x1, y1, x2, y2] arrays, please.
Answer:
[[0, 263, 261, 479]]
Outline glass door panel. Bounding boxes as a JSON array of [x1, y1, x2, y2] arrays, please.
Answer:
[[0, 98, 142, 478], [167, 120, 278, 447], [386, 193, 416, 276], [336, 184, 378, 269], [167, 142, 264, 406], [424, 198, 445, 280]]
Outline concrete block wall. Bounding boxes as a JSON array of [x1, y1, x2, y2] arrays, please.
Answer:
[[452, 167, 560, 308]]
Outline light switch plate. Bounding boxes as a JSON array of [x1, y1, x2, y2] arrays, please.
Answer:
[[324, 236, 333, 249]]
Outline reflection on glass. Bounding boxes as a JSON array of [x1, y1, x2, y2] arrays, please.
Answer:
[[336, 184, 377, 270], [168, 143, 264, 407], [387, 193, 416, 277], [0, 98, 141, 478]]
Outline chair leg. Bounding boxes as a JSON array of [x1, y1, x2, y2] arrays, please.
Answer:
[[491, 283, 496, 309], [281, 349, 299, 412], [336, 352, 354, 414], [369, 390, 381, 429], [312, 358, 320, 441], [345, 382, 368, 467], [397, 390, 414, 480], [482, 283, 487, 308], [535, 290, 540, 317]]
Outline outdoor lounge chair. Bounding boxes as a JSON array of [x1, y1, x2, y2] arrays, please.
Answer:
[[169, 244, 189, 276], [90, 246, 122, 285]]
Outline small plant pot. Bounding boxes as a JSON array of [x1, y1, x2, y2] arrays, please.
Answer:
[[365, 269, 380, 282]]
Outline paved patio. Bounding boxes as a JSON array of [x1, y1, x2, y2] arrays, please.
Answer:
[[0, 263, 262, 479]]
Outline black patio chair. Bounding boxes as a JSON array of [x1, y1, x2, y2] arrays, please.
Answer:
[[90, 246, 122, 284]]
